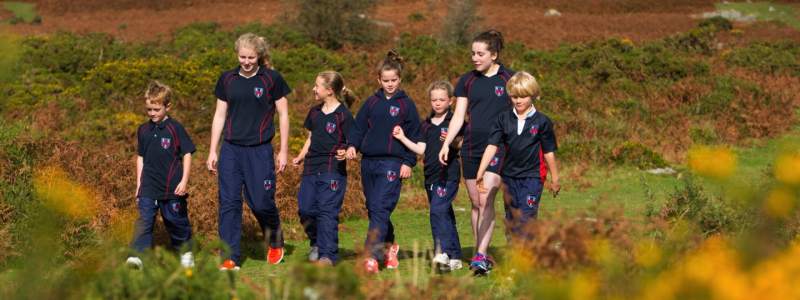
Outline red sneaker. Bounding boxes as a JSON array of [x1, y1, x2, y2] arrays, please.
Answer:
[[219, 259, 240, 271], [267, 247, 284, 265], [363, 258, 379, 274], [385, 243, 400, 269]]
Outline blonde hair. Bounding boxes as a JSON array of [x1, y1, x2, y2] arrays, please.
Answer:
[[144, 81, 173, 106], [317, 70, 356, 107], [427, 80, 454, 99], [506, 71, 540, 100], [235, 33, 271, 68]]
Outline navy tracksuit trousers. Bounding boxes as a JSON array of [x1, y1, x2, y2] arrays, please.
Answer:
[[426, 180, 462, 259], [361, 159, 402, 261], [297, 172, 346, 263], [131, 196, 192, 252], [218, 142, 283, 265], [502, 177, 543, 238]]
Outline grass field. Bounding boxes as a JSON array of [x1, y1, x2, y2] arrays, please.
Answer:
[[717, 1, 800, 30], [1, 1, 38, 24], [227, 128, 800, 289]]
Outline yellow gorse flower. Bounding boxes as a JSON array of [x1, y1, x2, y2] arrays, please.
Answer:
[[688, 146, 737, 179]]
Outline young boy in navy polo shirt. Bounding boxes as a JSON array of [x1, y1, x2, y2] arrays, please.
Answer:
[[127, 81, 196, 269], [392, 80, 463, 272], [476, 71, 561, 240]]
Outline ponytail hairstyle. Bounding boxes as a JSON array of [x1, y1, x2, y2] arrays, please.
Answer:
[[472, 30, 504, 62], [235, 33, 272, 69], [376, 49, 404, 77], [317, 70, 357, 107], [144, 80, 173, 107]]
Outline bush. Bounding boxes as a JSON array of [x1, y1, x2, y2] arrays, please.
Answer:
[[611, 142, 669, 169], [725, 41, 800, 76], [698, 16, 733, 31], [657, 175, 749, 235], [439, 0, 480, 46], [271, 44, 348, 87], [232, 22, 311, 50], [21, 32, 132, 83], [295, 0, 379, 49]]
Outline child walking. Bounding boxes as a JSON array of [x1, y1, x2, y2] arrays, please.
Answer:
[[476, 71, 561, 240], [292, 71, 356, 266], [392, 80, 463, 271], [346, 50, 422, 274], [127, 81, 196, 269], [207, 33, 292, 270]]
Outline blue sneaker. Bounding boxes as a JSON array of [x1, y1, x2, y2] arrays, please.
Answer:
[[470, 254, 490, 275]]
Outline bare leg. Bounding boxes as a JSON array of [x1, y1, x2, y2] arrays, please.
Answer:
[[464, 179, 481, 251], [476, 172, 502, 255]]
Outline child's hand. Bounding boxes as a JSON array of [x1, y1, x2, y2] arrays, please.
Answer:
[[438, 147, 450, 166], [346, 147, 357, 160], [206, 152, 218, 174], [392, 125, 405, 140], [400, 164, 412, 179], [174, 180, 188, 196], [335, 149, 347, 161], [292, 156, 304, 166], [549, 179, 561, 198], [476, 175, 487, 194], [277, 150, 288, 173]]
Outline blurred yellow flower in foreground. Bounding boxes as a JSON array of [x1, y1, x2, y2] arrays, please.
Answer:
[[634, 240, 662, 268], [764, 187, 795, 219], [33, 166, 98, 220], [688, 146, 737, 179], [774, 152, 800, 185]]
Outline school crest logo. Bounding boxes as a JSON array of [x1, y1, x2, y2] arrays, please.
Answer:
[[436, 186, 447, 198], [529, 126, 539, 136], [254, 87, 264, 98], [171, 201, 181, 213], [330, 180, 339, 191], [526, 195, 538, 207], [389, 106, 400, 117], [160, 137, 171, 149], [489, 156, 499, 167], [263, 179, 274, 191], [494, 86, 505, 97], [386, 170, 397, 182], [440, 127, 448, 135], [326, 122, 336, 134]]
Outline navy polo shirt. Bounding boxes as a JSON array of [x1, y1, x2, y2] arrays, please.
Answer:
[[302, 103, 355, 176], [487, 109, 557, 179], [349, 89, 421, 167], [214, 66, 292, 146], [454, 64, 514, 159], [421, 111, 461, 185], [137, 117, 196, 200]]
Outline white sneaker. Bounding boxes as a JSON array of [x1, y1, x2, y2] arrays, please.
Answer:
[[448, 259, 463, 270], [126, 256, 143, 269], [432, 253, 449, 265], [180, 252, 194, 268]]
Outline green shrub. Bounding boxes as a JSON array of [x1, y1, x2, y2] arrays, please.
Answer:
[[611, 142, 669, 169], [440, 0, 480, 46], [725, 41, 800, 76], [295, 0, 379, 49], [21, 32, 134, 83], [232, 23, 312, 49], [271, 44, 348, 87], [662, 26, 717, 55], [658, 175, 749, 235], [171, 22, 229, 57], [698, 16, 733, 31]]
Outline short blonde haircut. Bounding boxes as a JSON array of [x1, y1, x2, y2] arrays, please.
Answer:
[[506, 71, 540, 100], [144, 81, 173, 106], [427, 80, 454, 98]]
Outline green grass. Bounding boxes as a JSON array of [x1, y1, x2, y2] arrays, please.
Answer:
[[717, 1, 800, 30], [2, 1, 38, 24], [230, 129, 800, 291], [0, 29, 21, 82]]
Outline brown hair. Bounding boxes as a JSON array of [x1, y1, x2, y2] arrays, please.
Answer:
[[473, 30, 504, 61], [376, 49, 404, 77], [144, 81, 173, 106], [317, 70, 356, 107], [235, 33, 271, 69]]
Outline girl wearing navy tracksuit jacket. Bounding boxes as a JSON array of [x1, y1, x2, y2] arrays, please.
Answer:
[[292, 71, 356, 266], [346, 50, 421, 274]]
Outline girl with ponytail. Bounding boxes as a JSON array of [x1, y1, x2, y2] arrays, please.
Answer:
[[292, 71, 356, 266], [346, 50, 422, 274]]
